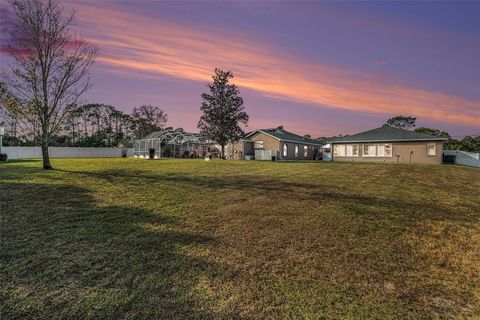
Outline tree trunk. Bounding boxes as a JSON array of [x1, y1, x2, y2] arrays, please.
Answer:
[[41, 133, 52, 170], [221, 144, 225, 159]]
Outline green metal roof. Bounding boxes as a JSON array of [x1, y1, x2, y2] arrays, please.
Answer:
[[329, 125, 448, 143], [246, 128, 324, 146]]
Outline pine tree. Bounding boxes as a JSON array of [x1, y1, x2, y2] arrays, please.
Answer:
[[198, 69, 249, 159]]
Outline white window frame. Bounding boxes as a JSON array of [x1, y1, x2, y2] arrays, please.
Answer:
[[377, 143, 393, 158], [334, 144, 346, 157], [377, 144, 386, 157], [362, 143, 393, 157], [295, 145, 299, 157], [346, 144, 359, 157], [427, 143, 436, 156], [353, 144, 359, 157], [384, 144, 392, 157], [362, 144, 376, 157], [283, 143, 288, 157], [303, 145, 308, 157]]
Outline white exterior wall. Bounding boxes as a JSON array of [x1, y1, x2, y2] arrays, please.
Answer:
[[3, 146, 133, 159], [255, 149, 277, 161]]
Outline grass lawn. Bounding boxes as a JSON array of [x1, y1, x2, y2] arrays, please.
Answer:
[[1, 159, 479, 319]]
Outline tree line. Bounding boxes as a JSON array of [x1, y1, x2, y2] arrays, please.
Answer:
[[386, 115, 480, 152], [0, 102, 169, 148]]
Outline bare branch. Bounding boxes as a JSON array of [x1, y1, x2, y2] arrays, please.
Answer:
[[2, 0, 98, 168]]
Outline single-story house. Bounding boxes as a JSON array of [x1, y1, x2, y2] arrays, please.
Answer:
[[329, 125, 448, 164], [226, 127, 325, 160]]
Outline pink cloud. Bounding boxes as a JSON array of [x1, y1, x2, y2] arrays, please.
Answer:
[[0, 4, 93, 58], [64, 3, 480, 128]]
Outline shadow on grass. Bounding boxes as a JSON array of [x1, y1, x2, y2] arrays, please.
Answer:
[[54, 167, 479, 225], [0, 159, 42, 164], [3, 165, 480, 318], [1, 182, 234, 319]]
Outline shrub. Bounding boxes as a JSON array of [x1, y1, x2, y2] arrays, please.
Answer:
[[0, 153, 7, 161]]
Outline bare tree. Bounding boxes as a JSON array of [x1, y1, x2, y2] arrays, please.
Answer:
[[131, 105, 168, 139], [1, 0, 98, 169]]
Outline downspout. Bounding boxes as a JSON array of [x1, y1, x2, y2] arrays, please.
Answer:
[[242, 140, 245, 160]]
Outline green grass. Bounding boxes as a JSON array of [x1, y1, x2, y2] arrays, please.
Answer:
[[1, 159, 479, 319]]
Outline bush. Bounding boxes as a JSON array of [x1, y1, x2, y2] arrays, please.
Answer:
[[0, 153, 7, 161]]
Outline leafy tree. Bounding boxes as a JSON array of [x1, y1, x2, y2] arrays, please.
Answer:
[[1, 0, 98, 169], [458, 136, 480, 152], [415, 127, 451, 139], [444, 136, 480, 153], [413, 126, 480, 152], [0, 83, 43, 145], [198, 68, 249, 158], [386, 116, 416, 130], [0, 97, 19, 146], [131, 105, 168, 139], [444, 138, 463, 151]]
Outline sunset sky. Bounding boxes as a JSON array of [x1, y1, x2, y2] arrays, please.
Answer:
[[2, 1, 480, 137]]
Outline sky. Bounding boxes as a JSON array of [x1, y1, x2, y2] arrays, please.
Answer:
[[2, 1, 480, 137]]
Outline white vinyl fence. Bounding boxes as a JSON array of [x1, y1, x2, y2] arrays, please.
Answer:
[[443, 150, 480, 168], [3, 146, 134, 160]]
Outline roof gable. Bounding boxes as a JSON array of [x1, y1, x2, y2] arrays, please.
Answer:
[[246, 128, 324, 146], [329, 125, 448, 143]]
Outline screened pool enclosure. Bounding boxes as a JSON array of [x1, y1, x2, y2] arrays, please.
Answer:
[[133, 130, 218, 159]]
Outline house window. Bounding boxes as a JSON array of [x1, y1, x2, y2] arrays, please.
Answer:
[[377, 144, 393, 157], [346, 144, 359, 157], [282, 143, 288, 157], [254, 140, 264, 149], [353, 144, 359, 156], [334, 145, 346, 157], [363, 144, 376, 157], [385, 144, 392, 157], [363, 143, 393, 157], [303, 145, 308, 157], [427, 143, 436, 156], [377, 145, 385, 157], [295, 145, 299, 157]]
